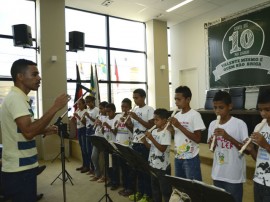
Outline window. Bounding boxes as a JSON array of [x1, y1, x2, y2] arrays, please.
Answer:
[[65, 8, 147, 114], [0, 0, 37, 117]]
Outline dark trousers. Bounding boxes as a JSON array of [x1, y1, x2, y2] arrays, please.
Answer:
[[254, 181, 270, 202], [119, 156, 132, 190], [86, 127, 95, 170], [111, 153, 120, 186], [2, 167, 38, 202], [131, 143, 152, 197], [151, 166, 172, 202], [78, 127, 88, 167]]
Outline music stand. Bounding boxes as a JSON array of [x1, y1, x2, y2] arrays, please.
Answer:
[[89, 136, 117, 202], [113, 143, 157, 202], [50, 119, 74, 202], [165, 175, 234, 202], [51, 123, 70, 163]]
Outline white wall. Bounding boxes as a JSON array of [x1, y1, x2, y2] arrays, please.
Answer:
[[170, 0, 270, 109]]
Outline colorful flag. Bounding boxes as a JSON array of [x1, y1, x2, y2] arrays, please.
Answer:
[[89, 64, 100, 106], [74, 64, 82, 111], [94, 64, 100, 106], [115, 59, 119, 87]]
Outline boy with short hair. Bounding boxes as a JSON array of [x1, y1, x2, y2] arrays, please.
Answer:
[[82, 95, 99, 175], [126, 88, 154, 202], [102, 103, 122, 190], [115, 98, 134, 196], [142, 108, 172, 202], [170, 86, 205, 181], [208, 90, 248, 202], [244, 88, 270, 202]]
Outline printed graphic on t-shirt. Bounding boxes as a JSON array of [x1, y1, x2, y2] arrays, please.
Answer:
[[254, 130, 270, 186], [174, 139, 195, 159], [216, 150, 228, 165]]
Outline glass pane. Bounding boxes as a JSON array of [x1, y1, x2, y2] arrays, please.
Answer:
[[0, 80, 38, 119], [0, 38, 37, 76], [66, 47, 107, 81], [110, 51, 146, 82], [65, 8, 106, 47], [109, 17, 145, 51], [167, 28, 171, 55], [111, 83, 146, 113], [0, 0, 36, 37]]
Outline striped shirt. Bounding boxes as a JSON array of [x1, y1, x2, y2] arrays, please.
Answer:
[[1, 86, 38, 172]]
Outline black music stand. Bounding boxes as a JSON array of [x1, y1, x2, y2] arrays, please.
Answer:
[[165, 175, 235, 202], [89, 136, 117, 202], [113, 142, 157, 202]]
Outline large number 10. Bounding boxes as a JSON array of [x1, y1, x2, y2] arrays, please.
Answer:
[[229, 29, 254, 54]]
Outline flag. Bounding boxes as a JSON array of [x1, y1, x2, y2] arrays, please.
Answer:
[[74, 64, 83, 111], [94, 64, 100, 106], [89, 64, 100, 106], [115, 59, 119, 87]]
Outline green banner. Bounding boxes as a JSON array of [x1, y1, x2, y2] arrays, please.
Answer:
[[208, 6, 270, 88]]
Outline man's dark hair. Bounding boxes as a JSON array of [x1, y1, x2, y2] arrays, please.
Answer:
[[11, 59, 37, 82], [213, 90, 231, 105], [122, 98, 132, 108], [133, 88, 146, 98], [175, 86, 192, 99], [257, 88, 270, 104], [99, 101, 109, 108], [105, 103, 116, 112], [154, 108, 170, 120]]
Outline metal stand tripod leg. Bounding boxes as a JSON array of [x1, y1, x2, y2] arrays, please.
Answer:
[[50, 169, 74, 186], [98, 151, 113, 202], [51, 152, 70, 163]]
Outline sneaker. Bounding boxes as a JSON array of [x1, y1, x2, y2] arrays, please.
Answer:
[[138, 194, 150, 202], [118, 189, 126, 196], [129, 192, 142, 201], [97, 177, 105, 183], [89, 176, 99, 181], [122, 189, 133, 197], [110, 185, 119, 190]]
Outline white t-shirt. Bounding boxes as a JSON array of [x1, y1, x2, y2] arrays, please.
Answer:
[[85, 107, 99, 128], [103, 114, 122, 142], [95, 115, 107, 137], [132, 105, 154, 143], [174, 109, 206, 159], [76, 109, 87, 129], [1, 86, 38, 172], [208, 116, 248, 183], [115, 116, 133, 146], [253, 123, 270, 186], [148, 129, 171, 170]]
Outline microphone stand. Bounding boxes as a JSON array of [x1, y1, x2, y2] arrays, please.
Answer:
[[50, 92, 87, 202]]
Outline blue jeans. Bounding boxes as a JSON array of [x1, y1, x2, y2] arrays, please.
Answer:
[[131, 143, 152, 197], [86, 127, 95, 170], [2, 167, 38, 202], [254, 181, 270, 202], [111, 153, 120, 186], [151, 165, 172, 202], [119, 156, 133, 190], [78, 127, 88, 167], [91, 145, 101, 177], [174, 154, 202, 181], [214, 180, 243, 202]]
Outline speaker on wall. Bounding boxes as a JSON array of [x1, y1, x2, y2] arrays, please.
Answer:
[[12, 24, 33, 47], [69, 31, 85, 52]]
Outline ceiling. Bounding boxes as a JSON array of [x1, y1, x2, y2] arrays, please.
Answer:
[[65, 0, 237, 27]]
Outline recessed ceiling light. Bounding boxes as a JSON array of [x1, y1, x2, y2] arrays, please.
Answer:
[[166, 0, 194, 12]]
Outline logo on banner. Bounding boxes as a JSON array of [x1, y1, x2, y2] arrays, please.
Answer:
[[213, 20, 270, 81]]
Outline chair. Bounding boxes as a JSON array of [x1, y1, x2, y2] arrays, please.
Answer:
[[204, 90, 219, 110], [229, 87, 246, 110]]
